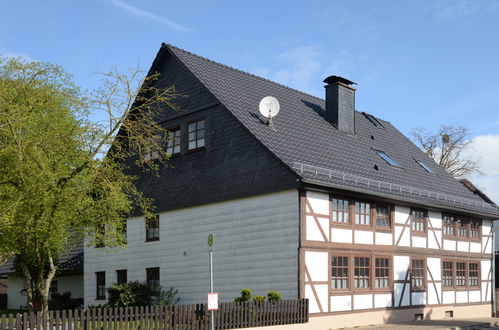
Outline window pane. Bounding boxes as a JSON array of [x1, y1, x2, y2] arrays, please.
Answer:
[[442, 261, 453, 287], [188, 123, 196, 132], [332, 256, 349, 289], [376, 206, 390, 227], [332, 198, 349, 223], [411, 259, 425, 290], [375, 150, 400, 167], [354, 257, 370, 289], [375, 258, 389, 288], [456, 262, 466, 286]]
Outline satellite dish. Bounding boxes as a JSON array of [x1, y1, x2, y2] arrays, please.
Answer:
[[259, 96, 280, 130]]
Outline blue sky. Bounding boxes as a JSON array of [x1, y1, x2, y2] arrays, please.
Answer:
[[2, 0, 499, 202]]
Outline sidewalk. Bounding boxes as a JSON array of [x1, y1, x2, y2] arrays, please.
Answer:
[[343, 318, 499, 330]]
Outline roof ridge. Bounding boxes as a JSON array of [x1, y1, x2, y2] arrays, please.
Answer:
[[162, 43, 325, 103]]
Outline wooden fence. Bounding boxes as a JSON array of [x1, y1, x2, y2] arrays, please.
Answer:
[[0, 299, 308, 329]]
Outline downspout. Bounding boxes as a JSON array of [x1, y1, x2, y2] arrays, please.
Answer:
[[493, 226, 496, 317]]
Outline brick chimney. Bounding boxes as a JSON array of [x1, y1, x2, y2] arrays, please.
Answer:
[[323, 75, 356, 135]]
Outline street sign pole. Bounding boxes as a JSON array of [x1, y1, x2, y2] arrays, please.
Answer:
[[208, 234, 215, 330]]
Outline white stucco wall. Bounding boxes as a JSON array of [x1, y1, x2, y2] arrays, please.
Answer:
[[6, 274, 83, 309], [84, 190, 299, 306]]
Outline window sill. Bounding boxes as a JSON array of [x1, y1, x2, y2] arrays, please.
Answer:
[[412, 231, 427, 237], [96, 297, 106, 301], [145, 238, 160, 242], [186, 146, 206, 154], [374, 227, 393, 232]]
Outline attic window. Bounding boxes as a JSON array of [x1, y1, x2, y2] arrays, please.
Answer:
[[188, 119, 205, 150], [363, 113, 385, 129], [374, 150, 401, 168], [414, 159, 433, 173]]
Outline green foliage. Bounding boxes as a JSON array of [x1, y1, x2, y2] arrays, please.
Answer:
[[107, 281, 180, 307], [107, 281, 151, 307], [157, 287, 180, 306], [48, 291, 83, 310], [234, 288, 252, 302], [252, 295, 265, 303], [266, 291, 282, 301], [0, 57, 179, 312]]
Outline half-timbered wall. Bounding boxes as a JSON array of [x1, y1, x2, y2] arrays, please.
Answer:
[[301, 190, 493, 314]]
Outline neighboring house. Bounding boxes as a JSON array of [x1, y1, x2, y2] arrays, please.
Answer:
[[84, 43, 499, 326], [0, 244, 83, 309]]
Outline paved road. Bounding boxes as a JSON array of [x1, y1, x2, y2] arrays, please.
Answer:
[[345, 318, 499, 330]]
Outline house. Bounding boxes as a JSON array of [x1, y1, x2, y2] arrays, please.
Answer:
[[84, 43, 499, 327], [0, 243, 83, 309]]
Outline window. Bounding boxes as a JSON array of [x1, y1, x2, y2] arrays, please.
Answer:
[[375, 205, 390, 228], [354, 257, 370, 289], [331, 256, 349, 290], [471, 221, 480, 238], [375, 258, 389, 289], [469, 263, 479, 287], [188, 120, 205, 150], [374, 150, 401, 168], [442, 261, 453, 287], [146, 215, 160, 241], [146, 267, 160, 296], [443, 214, 455, 236], [355, 202, 370, 225], [96, 272, 106, 300], [116, 270, 127, 285], [411, 209, 426, 233], [414, 159, 434, 173], [364, 113, 385, 129], [166, 128, 181, 155], [411, 259, 425, 291], [457, 218, 468, 237], [144, 135, 161, 161], [332, 198, 349, 223], [456, 262, 466, 287]]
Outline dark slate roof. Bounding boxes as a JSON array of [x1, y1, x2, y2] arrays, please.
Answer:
[[160, 44, 499, 218], [0, 242, 83, 275]]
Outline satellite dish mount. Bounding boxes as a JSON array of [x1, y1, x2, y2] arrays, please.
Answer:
[[259, 96, 280, 131]]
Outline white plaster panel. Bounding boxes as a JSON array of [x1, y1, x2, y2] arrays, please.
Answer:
[[6, 276, 26, 309], [374, 293, 392, 308], [427, 258, 441, 280], [412, 236, 426, 248], [330, 295, 352, 312], [443, 239, 456, 251], [394, 206, 410, 224], [306, 216, 324, 241], [375, 232, 392, 245], [306, 215, 328, 241], [469, 290, 481, 303], [470, 242, 481, 253], [331, 227, 353, 244], [394, 283, 410, 306], [482, 220, 492, 236], [442, 291, 455, 304], [456, 291, 468, 304], [482, 236, 493, 254], [428, 228, 441, 249], [395, 226, 410, 247], [481, 260, 491, 281], [305, 251, 328, 282], [84, 190, 300, 306], [354, 230, 373, 245], [393, 256, 410, 280], [427, 282, 441, 305], [306, 191, 329, 215], [482, 282, 491, 302], [412, 292, 426, 305], [315, 284, 329, 313], [353, 294, 373, 310], [457, 241, 469, 252], [428, 211, 442, 228], [305, 285, 320, 313]]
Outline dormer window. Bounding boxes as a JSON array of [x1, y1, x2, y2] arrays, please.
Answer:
[[374, 150, 401, 168], [166, 128, 181, 155], [415, 159, 433, 173], [188, 119, 205, 150]]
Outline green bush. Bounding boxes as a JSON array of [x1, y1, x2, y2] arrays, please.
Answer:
[[234, 288, 252, 302], [266, 291, 282, 301], [252, 295, 265, 302], [157, 287, 180, 306], [107, 281, 180, 307]]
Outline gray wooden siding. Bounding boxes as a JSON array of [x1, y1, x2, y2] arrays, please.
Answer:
[[84, 190, 299, 306]]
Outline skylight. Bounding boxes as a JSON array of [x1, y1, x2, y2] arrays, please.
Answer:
[[374, 150, 401, 168], [363, 112, 385, 129], [415, 159, 434, 173]]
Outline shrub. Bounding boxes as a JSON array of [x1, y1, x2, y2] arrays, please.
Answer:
[[252, 295, 265, 303], [266, 291, 282, 301], [48, 291, 84, 310], [234, 288, 252, 302], [157, 287, 180, 306], [107, 281, 152, 307]]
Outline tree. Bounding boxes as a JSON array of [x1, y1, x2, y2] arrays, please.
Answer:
[[0, 57, 178, 313], [411, 125, 481, 179]]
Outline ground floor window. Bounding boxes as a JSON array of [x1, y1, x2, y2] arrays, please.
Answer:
[[331, 256, 349, 289], [146, 267, 160, 296], [96, 272, 106, 300], [411, 259, 425, 291]]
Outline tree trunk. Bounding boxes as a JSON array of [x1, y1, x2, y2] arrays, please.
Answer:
[[20, 262, 34, 312]]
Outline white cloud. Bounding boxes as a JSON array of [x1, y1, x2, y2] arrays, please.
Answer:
[[102, 0, 190, 32], [467, 134, 499, 204]]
